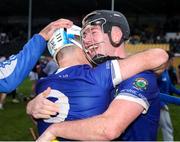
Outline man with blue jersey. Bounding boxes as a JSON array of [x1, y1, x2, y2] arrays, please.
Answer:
[[29, 25, 167, 140], [35, 10, 169, 141], [158, 56, 180, 141], [0, 18, 73, 93], [28, 11, 168, 141]]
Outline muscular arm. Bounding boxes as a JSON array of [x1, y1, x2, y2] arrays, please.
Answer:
[[119, 48, 168, 81], [37, 99, 143, 141]]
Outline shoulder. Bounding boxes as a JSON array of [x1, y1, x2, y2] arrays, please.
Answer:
[[36, 74, 59, 93], [120, 71, 156, 86], [118, 71, 158, 94], [115, 71, 159, 113], [130, 71, 156, 80]]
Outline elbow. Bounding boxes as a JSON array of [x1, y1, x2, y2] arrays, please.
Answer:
[[147, 48, 169, 70], [103, 123, 123, 140], [154, 48, 169, 65]]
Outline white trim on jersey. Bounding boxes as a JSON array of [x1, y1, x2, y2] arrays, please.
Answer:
[[55, 67, 69, 74], [0, 59, 17, 79], [115, 93, 150, 114], [111, 60, 122, 87], [44, 89, 70, 123]]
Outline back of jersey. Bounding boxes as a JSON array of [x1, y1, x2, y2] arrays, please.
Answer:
[[36, 63, 114, 136]]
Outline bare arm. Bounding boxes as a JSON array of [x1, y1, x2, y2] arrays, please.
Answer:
[[37, 99, 143, 141], [119, 48, 168, 81]]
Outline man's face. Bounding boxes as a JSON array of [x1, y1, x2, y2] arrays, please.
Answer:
[[81, 24, 114, 63]]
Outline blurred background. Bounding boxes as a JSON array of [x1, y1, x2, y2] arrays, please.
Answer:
[[0, 0, 180, 140], [0, 0, 180, 75]]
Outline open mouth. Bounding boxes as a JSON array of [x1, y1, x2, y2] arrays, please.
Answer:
[[87, 44, 98, 50], [85, 41, 104, 52], [85, 44, 98, 53]]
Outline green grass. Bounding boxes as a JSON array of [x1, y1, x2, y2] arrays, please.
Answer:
[[0, 78, 180, 140], [0, 78, 37, 140], [157, 85, 180, 140]]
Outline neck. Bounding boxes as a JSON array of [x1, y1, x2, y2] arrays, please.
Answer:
[[114, 44, 127, 58]]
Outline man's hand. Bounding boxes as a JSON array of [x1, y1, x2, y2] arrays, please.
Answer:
[[26, 87, 59, 119], [39, 19, 73, 41], [37, 125, 56, 142]]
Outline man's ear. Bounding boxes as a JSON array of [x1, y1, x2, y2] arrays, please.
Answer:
[[111, 26, 122, 44]]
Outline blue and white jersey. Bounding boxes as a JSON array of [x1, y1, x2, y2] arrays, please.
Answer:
[[158, 70, 174, 94], [116, 71, 160, 141], [36, 60, 122, 135], [160, 93, 180, 105], [158, 70, 180, 107], [0, 34, 46, 93]]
